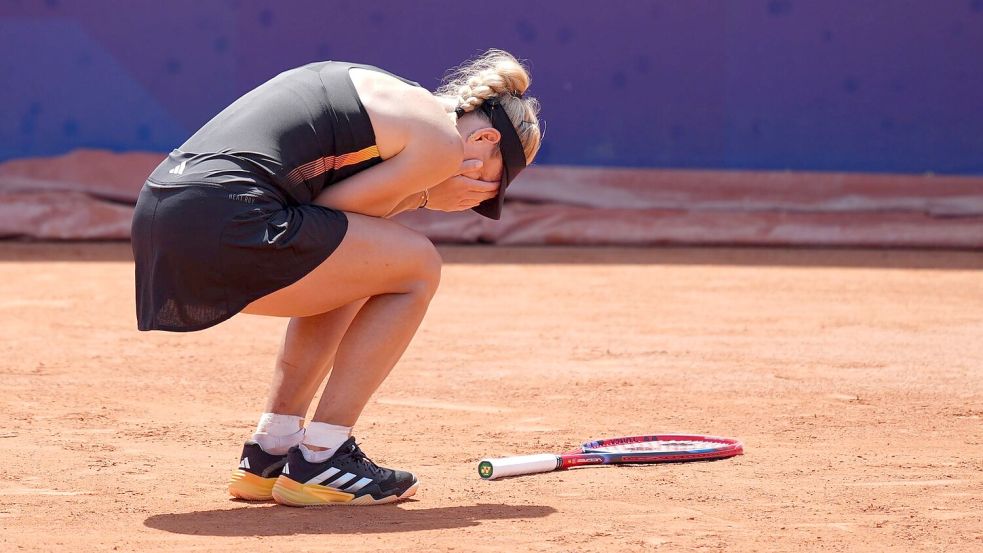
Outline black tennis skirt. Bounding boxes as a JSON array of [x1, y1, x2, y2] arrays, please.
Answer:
[[131, 176, 348, 332]]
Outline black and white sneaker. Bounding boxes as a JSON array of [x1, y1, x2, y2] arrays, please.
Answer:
[[272, 437, 418, 506], [228, 442, 288, 501]]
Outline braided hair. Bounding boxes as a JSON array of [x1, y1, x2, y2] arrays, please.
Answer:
[[436, 49, 542, 164]]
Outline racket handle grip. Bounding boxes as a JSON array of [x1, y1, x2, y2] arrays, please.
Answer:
[[478, 454, 560, 480]]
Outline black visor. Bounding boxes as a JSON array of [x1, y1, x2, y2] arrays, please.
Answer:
[[470, 97, 527, 220]]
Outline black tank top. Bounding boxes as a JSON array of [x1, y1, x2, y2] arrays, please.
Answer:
[[146, 61, 422, 205]]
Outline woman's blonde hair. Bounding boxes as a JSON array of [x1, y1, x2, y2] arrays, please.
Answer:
[[436, 49, 542, 164]]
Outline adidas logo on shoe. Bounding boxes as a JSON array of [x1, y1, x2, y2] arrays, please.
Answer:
[[228, 442, 288, 501]]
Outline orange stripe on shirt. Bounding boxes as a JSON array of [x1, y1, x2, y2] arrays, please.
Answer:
[[284, 145, 381, 186]]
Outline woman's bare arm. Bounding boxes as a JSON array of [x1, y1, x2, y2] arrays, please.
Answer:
[[382, 158, 492, 218], [312, 132, 461, 217], [384, 191, 427, 218]]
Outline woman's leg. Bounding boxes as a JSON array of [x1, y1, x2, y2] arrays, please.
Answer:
[[230, 298, 368, 500], [309, 280, 430, 426], [262, 299, 367, 418], [242, 212, 441, 427]]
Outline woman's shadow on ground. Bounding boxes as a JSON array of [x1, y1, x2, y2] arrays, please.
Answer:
[[144, 501, 556, 536]]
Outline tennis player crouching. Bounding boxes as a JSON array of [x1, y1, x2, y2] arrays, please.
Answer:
[[130, 49, 542, 506]]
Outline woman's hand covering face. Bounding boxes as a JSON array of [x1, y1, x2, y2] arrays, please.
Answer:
[[424, 159, 499, 212]]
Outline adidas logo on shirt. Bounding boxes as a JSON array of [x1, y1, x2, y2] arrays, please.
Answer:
[[168, 160, 187, 175]]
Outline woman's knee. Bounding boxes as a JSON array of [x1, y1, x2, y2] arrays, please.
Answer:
[[403, 233, 442, 297], [339, 213, 441, 295]]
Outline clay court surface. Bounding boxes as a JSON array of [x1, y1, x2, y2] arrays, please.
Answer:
[[1, 243, 981, 552]]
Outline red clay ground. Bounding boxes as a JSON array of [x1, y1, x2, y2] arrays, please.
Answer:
[[1, 243, 981, 552]]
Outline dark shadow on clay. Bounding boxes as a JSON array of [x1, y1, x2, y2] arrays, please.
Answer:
[[144, 502, 556, 536]]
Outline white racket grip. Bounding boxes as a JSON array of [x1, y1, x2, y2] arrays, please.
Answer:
[[478, 454, 560, 480]]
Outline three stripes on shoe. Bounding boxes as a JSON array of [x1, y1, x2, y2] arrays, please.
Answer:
[[287, 464, 375, 494]]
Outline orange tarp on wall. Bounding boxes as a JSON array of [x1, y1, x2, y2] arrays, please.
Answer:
[[1, 150, 981, 248]]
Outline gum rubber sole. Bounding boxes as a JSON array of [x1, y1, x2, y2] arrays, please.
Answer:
[[228, 469, 278, 501], [272, 476, 419, 507]]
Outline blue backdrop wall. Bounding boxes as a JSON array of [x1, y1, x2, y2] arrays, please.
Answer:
[[2, 0, 981, 174]]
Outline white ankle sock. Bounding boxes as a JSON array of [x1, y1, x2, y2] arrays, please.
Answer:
[[251, 413, 305, 455], [255, 412, 304, 435], [300, 422, 352, 463]]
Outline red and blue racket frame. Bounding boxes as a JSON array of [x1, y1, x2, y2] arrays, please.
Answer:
[[478, 434, 744, 479]]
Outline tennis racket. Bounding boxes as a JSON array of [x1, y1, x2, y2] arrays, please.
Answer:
[[478, 434, 743, 480]]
